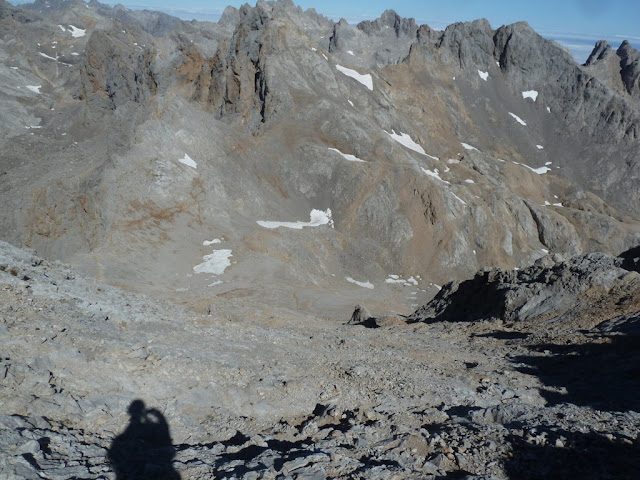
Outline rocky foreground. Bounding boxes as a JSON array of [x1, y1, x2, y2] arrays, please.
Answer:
[[2, 240, 640, 479]]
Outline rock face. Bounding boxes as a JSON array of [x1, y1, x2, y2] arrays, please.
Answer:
[[0, 0, 640, 318], [79, 30, 158, 109], [407, 249, 640, 324]]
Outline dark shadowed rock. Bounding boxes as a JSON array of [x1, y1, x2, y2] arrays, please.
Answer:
[[78, 30, 158, 109], [407, 251, 640, 324]]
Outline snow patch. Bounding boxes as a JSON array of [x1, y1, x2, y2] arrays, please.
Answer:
[[385, 275, 418, 286], [203, 238, 222, 246], [257, 209, 334, 230], [464, 179, 475, 184], [335, 64, 373, 90], [178, 153, 197, 169], [193, 249, 233, 275], [461, 142, 478, 151], [522, 90, 538, 101], [421, 168, 450, 184], [68, 25, 86, 38], [26, 85, 42, 93], [311, 47, 317, 52], [346, 277, 374, 289], [348, 100, 354, 107], [386, 130, 436, 158], [208, 280, 224, 287], [478, 70, 489, 81], [328, 147, 366, 163], [450, 192, 467, 205], [347, 50, 355, 56], [512, 161, 551, 175], [508, 112, 527, 126], [546, 107, 551, 113], [536, 145, 544, 150], [39, 52, 56, 61], [58, 25, 66, 32], [322, 54, 328, 61]]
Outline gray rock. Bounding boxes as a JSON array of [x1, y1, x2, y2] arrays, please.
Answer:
[[407, 250, 639, 323]]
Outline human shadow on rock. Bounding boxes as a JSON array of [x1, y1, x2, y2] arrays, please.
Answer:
[[510, 313, 640, 412], [503, 426, 640, 480], [108, 399, 180, 480]]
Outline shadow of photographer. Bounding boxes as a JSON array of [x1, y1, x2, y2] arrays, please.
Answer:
[[108, 399, 180, 479]]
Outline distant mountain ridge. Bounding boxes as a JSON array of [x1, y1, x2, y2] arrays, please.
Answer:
[[1, 0, 639, 316]]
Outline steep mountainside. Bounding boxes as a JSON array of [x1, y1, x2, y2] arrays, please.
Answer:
[[1, 0, 639, 318]]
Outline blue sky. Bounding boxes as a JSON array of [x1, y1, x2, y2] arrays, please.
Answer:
[[12, 0, 640, 62]]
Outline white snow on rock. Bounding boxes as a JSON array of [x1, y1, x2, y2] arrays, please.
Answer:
[[322, 53, 328, 61], [26, 85, 42, 93], [347, 50, 355, 56], [522, 90, 538, 101], [464, 179, 475, 184], [451, 192, 467, 205], [508, 112, 527, 126], [68, 25, 86, 38], [208, 280, 223, 287], [386, 130, 438, 158], [203, 238, 222, 246], [536, 145, 544, 150], [193, 249, 233, 275], [58, 25, 66, 32], [421, 168, 450, 184], [546, 107, 551, 113], [311, 47, 317, 52], [461, 142, 478, 151], [328, 147, 366, 163], [386, 278, 405, 284], [386, 274, 418, 286], [178, 153, 197, 169], [478, 70, 489, 81], [10, 66, 18, 70], [336, 64, 373, 91], [39, 52, 56, 61], [257, 209, 334, 229], [346, 277, 374, 289], [348, 100, 354, 107], [512, 161, 551, 175]]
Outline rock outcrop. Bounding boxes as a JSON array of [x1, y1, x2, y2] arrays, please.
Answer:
[[407, 249, 640, 324]]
